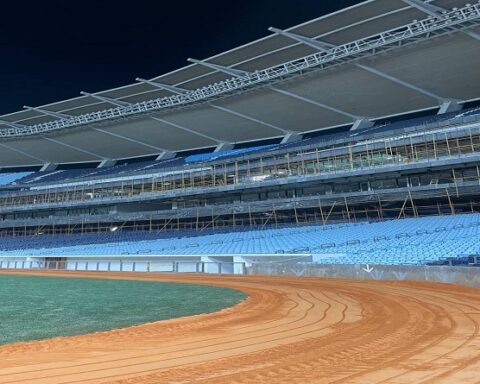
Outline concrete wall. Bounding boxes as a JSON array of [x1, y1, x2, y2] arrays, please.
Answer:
[[0, 258, 245, 275], [248, 263, 480, 288]]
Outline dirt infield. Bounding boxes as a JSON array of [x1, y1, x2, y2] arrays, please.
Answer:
[[0, 271, 479, 384]]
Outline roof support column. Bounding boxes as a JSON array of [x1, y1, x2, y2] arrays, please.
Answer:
[[156, 151, 176, 161], [438, 101, 462, 115], [281, 132, 302, 144], [214, 142, 234, 152], [40, 163, 58, 172], [351, 118, 374, 131], [97, 159, 117, 168]]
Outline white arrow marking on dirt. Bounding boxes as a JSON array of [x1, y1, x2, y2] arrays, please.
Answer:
[[362, 264, 374, 273]]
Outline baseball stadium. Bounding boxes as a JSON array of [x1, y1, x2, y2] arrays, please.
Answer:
[[1, 0, 480, 383]]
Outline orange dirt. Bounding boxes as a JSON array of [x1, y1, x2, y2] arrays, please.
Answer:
[[0, 270, 479, 384]]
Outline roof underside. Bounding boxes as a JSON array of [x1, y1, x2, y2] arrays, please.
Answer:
[[0, 0, 479, 167]]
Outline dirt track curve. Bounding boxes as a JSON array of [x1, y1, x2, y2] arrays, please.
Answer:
[[0, 271, 480, 384]]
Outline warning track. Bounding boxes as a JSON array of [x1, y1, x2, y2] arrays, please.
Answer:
[[0, 270, 479, 384]]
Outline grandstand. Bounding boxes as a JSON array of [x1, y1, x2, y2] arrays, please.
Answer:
[[1, 0, 480, 273]]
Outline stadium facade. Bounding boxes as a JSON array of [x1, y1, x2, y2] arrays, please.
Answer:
[[0, 0, 480, 272]]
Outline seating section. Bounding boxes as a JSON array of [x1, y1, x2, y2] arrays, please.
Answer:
[[0, 172, 33, 186], [1, 214, 479, 266], [185, 145, 275, 163]]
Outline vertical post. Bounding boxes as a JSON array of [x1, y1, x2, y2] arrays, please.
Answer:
[[196, 208, 200, 231], [318, 199, 326, 225], [344, 197, 351, 223], [378, 196, 384, 220], [349, 144, 354, 170], [408, 191, 418, 218], [445, 132, 452, 156], [248, 205, 253, 228], [445, 188, 455, 215], [234, 161, 239, 184], [398, 195, 409, 219]]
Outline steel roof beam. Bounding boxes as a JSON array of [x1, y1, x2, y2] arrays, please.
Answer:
[[80, 91, 131, 107], [210, 104, 291, 135], [135, 78, 188, 95], [268, 27, 334, 51], [355, 64, 445, 101], [270, 26, 447, 102], [92, 128, 169, 152], [150, 116, 223, 144], [44, 138, 105, 159], [403, 0, 480, 41], [0, 142, 48, 163], [403, 0, 445, 17], [187, 58, 249, 78], [271, 87, 361, 119], [0, 119, 27, 130], [23, 105, 71, 120]]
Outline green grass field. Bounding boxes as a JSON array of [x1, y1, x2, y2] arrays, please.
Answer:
[[0, 274, 245, 345]]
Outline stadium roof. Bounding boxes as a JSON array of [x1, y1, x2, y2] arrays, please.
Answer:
[[0, 0, 479, 168]]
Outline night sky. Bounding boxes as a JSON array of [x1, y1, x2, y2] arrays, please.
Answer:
[[0, 0, 362, 115]]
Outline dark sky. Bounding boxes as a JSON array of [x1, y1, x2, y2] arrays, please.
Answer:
[[0, 0, 362, 115]]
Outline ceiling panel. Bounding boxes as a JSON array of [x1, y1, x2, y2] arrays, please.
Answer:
[[161, 106, 283, 142], [6, 138, 97, 163], [103, 118, 217, 151], [363, 34, 480, 102], [215, 88, 352, 132], [276, 64, 437, 118]]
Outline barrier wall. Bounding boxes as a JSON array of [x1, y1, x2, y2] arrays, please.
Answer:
[[248, 263, 480, 288], [0, 259, 246, 275]]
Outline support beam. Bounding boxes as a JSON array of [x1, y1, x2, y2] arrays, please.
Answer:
[[402, 0, 445, 17], [281, 132, 302, 144], [23, 106, 70, 120], [97, 159, 117, 168], [270, 27, 447, 102], [187, 58, 249, 78], [135, 78, 188, 95], [403, 0, 480, 41], [351, 118, 374, 131], [44, 138, 105, 159], [93, 128, 168, 152], [40, 162, 58, 172], [0, 142, 47, 163], [156, 151, 176, 161], [80, 91, 131, 107], [268, 27, 334, 51], [0, 119, 27, 130], [210, 104, 291, 134], [438, 100, 462, 115], [271, 87, 360, 119], [214, 142, 234, 152], [356, 64, 446, 101], [150, 116, 222, 143]]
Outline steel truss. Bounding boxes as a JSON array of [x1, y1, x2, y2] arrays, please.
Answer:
[[1, 2, 479, 139]]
